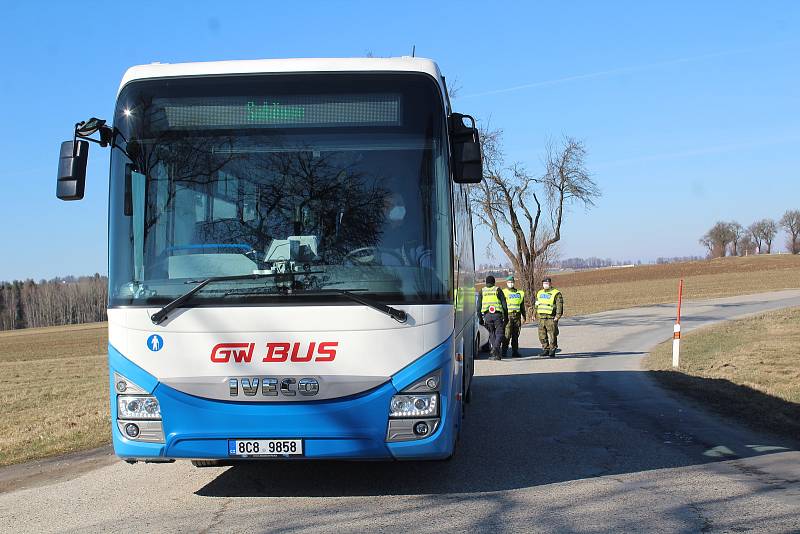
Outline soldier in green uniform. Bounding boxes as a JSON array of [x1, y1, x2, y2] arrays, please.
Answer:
[[501, 275, 526, 358], [535, 277, 563, 357]]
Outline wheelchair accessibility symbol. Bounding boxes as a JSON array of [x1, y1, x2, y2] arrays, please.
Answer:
[[147, 334, 164, 352]]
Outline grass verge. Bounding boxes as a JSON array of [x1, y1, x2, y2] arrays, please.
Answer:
[[0, 323, 109, 467], [644, 307, 800, 440]]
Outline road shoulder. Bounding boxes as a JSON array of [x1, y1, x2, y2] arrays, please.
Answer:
[[0, 445, 116, 494], [645, 306, 800, 443]]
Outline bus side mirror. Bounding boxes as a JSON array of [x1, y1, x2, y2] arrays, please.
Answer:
[[450, 113, 483, 184], [456, 140, 482, 183], [56, 140, 89, 200]]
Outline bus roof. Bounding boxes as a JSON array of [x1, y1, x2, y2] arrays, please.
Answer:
[[118, 57, 445, 96]]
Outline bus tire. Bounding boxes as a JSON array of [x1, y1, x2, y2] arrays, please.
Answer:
[[461, 363, 475, 408], [191, 460, 221, 467], [465, 336, 478, 404], [436, 423, 459, 462]]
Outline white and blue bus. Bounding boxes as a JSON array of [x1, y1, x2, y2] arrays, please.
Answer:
[[56, 57, 483, 463]]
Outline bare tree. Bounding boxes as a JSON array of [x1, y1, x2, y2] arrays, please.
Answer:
[[750, 218, 778, 254], [748, 222, 763, 253], [471, 130, 599, 317], [0, 276, 107, 331], [779, 209, 800, 254], [699, 235, 714, 257], [761, 219, 778, 254], [445, 76, 463, 100], [699, 221, 735, 258], [739, 233, 757, 256], [763, 219, 778, 253], [535, 237, 560, 279], [728, 222, 745, 256], [0, 282, 22, 330]]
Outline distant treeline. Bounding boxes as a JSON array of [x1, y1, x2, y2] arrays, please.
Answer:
[[655, 256, 705, 264], [0, 275, 107, 331], [555, 257, 640, 269], [700, 210, 800, 258]]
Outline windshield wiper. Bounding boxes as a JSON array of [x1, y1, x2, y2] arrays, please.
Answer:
[[150, 273, 282, 325], [299, 289, 408, 324], [151, 277, 408, 325], [218, 285, 408, 323]]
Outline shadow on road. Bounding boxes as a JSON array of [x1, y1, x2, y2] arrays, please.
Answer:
[[195, 369, 798, 498], [557, 350, 645, 358], [651, 370, 800, 445], [482, 350, 646, 360]]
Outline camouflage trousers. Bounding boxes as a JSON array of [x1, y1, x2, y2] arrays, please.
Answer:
[[538, 316, 559, 350], [502, 312, 523, 355]]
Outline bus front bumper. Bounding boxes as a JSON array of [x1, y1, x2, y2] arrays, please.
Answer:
[[109, 338, 458, 462]]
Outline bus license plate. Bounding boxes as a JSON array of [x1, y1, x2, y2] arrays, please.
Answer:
[[228, 439, 304, 457]]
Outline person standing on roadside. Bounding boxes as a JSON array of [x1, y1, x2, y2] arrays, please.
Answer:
[[535, 277, 563, 357], [478, 275, 508, 360], [501, 275, 526, 358]]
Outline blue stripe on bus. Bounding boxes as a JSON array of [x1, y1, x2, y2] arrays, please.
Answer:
[[108, 336, 457, 461]]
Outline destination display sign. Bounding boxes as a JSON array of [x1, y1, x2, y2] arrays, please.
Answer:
[[156, 94, 402, 129]]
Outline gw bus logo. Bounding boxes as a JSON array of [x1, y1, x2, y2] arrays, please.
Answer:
[[228, 376, 319, 397], [210, 342, 338, 363]]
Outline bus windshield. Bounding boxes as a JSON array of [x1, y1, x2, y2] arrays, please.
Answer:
[[108, 73, 452, 307]]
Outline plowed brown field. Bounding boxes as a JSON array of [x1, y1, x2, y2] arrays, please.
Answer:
[[550, 255, 800, 316], [476, 255, 800, 317], [555, 255, 800, 286]]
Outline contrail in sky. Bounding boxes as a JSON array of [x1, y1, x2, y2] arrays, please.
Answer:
[[594, 135, 800, 168], [461, 42, 794, 98], [0, 166, 51, 179]]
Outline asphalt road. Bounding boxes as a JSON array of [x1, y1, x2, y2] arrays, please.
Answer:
[[2, 290, 800, 533]]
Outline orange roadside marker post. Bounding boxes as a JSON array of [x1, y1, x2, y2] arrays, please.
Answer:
[[672, 279, 683, 368]]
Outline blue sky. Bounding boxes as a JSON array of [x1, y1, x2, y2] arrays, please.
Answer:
[[1, 1, 798, 280]]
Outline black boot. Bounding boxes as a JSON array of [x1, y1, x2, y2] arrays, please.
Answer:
[[549, 348, 556, 358]]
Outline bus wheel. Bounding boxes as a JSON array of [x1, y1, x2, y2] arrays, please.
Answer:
[[191, 460, 221, 467], [438, 415, 460, 462], [465, 337, 478, 404]]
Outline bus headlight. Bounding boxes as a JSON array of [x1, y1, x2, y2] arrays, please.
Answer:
[[389, 393, 438, 418], [117, 395, 162, 420], [114, 372, 146, 394], [402, 370, 442, 393]]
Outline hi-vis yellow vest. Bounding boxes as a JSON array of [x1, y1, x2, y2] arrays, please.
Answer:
[[481, 286, 502, 313], [502, 288, 525, 312], [455, 287, 465, 312], [535, 288, 561, 316]]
